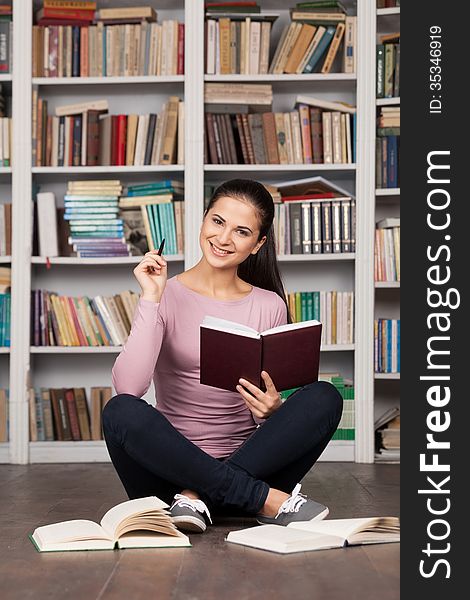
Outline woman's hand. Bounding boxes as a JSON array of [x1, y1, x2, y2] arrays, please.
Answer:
[[133, 250, 167, 303], [236, 371, 282, 420]]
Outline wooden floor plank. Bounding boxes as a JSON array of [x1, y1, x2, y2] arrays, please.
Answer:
[[0, 463, 399, 600]]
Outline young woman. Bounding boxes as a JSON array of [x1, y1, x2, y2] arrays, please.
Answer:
[[103, 179, 342, 533]]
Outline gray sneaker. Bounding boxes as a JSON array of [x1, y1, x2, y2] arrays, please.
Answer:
[[169, 494, 213, 533], [256, 483, 329, 526]]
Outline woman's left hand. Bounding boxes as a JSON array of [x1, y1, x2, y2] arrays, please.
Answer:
[[236, 371, 282, 419]]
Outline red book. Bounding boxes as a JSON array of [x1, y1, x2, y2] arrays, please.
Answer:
[[281, 193, 335, 201], [64, 388, 82, 441], [177, 23, 185, 75], [200, 317, 322, 393], [67, 297, 88, 346], [110, 115, 119, 165], [116, 114, 127, 166], [36, 7, 95, 21]]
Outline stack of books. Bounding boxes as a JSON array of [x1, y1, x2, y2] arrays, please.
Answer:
[[0, 388, 8, 442], [35, 0, 96, 26], [374, 217, 400, 282], [0, 265, 10, 347], [375, 406, 400, 462], [29, 386, 112, 442], [376, 106, 400, 188], [33, 3, 184, 77], [120, 180, 184, 255], [205, 2, 279, 75], [31, 289, 139, 347], [287, 290, 354, 345], [374, 318, 400, 374], [32, 95, 184, 167], [376, 32, 400, 99], [62, 180, 130, 258], [268, 1, 356, 75]]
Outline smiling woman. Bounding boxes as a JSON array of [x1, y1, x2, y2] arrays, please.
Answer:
[[103, 178, 343, 535]]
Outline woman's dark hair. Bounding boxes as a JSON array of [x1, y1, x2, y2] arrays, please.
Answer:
[[204, 179, 292, 323]]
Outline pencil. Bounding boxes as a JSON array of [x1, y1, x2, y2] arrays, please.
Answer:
[[157, 238, 165, 255]]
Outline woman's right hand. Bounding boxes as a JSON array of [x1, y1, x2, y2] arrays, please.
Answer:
[[133, 250, 167, 303]]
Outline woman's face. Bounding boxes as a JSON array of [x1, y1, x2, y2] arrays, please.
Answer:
[[200, 196, 266, 268]]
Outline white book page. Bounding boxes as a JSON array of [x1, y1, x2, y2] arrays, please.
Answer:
[[201, 316, 261, 338], [34, 520, 109, 545], [100, 496, 169, 540], [288, 517, 379, 540], [118, 530, 190, 549], [262, 319, 321, 336]]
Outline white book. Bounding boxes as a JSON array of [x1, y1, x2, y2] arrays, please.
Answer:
[[249, 20, 261, 75], [343, 16, 356, 73], [30, 496, 190, 552], [206, 19, 216, 74], [36, 192, 59, 257], [0, 119, 3, 165], [226, 517, 400, 554], [134, 114, 150, 166]]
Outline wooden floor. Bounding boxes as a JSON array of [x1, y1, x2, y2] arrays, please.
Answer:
[[0, 463, 399, 600]]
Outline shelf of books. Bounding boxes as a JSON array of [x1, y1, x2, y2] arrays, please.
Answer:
[[4, 0, 381, 464], [373, 0, 400, 464]]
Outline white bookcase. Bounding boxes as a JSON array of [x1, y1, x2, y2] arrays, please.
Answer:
[[374, 4, 400, 461], [3, 0, 381, 464]]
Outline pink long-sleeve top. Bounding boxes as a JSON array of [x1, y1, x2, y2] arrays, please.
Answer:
[[112, 275, 288, 458]]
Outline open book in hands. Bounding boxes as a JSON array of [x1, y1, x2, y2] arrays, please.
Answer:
[[29, 496, 191, 552], [226, 516, 400, 554], [200, 316, 322, 392]]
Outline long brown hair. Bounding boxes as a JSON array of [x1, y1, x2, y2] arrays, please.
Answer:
[[204, 179, 292, 323]]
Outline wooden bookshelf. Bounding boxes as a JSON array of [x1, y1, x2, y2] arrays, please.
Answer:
[[4, 0, 382, 464]]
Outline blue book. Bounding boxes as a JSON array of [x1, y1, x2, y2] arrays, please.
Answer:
[[387, 136, 398, 188], [0, 294, 4, 346], [72, 26, 80, 77], [164, 203, 177, 255], [377, 319, 382, 372], [303, 26, 336, 74], [157, 204, 170, 252], [387, 320, 392, 373], [397, 320, 400, 373]]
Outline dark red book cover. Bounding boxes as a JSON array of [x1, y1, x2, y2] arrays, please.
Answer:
[[116, 114, 127, 166], [200, 321, 322, 392], [64, 388, 82, 441], [177, 23, 184, 74], [310, 107, 324, 164], [110, 115, 119, 165], [86, 110, 100, 166]]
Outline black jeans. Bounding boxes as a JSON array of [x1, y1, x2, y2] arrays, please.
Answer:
[[102, 381, 343, 515]]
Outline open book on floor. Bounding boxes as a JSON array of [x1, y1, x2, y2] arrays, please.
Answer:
[[200, 316, 322, 393], [226, 517, 400, 554], [29, 496, 191, 552]]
